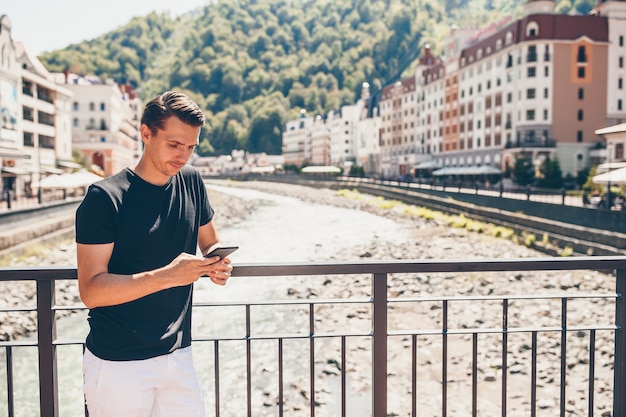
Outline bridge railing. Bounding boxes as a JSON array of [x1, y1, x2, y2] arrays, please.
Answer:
[[1, 256, 625, 417]]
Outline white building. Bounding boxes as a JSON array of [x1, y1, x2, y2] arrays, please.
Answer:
[[281, 111, 312, 167], [355, 82, 381, 175], [1, 15, 75, 198], [54, 73, 142, 176], [16, 42, 74, 188], [591, 0, 626, 126]]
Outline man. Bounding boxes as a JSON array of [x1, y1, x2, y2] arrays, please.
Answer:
[[75, 91, 232, 416]]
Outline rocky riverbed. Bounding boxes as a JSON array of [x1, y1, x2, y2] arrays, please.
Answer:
[[0, 179, 617, 416]]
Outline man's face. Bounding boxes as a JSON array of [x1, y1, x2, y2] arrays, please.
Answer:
[[141, 116, 201, 179]]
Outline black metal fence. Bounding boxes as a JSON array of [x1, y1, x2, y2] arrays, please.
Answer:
[[1, 257, 625, 417]]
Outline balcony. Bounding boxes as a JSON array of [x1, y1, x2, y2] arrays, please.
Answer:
[[1, 257, 625, 417], [505, 138, 556, 149]]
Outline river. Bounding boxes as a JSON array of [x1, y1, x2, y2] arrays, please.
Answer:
[[1, 184, 411, 417]]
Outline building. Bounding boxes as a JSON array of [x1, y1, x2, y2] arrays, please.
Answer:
[[1, 15, 75, 198], [355, 82, 381, 175], [54, 73, 142, 176], [281, 111, 312, 167], [379, 76, 418, 178], [281, 0, 624, 181], [310, 115, 330, 166], [591, 0, 626, 127]]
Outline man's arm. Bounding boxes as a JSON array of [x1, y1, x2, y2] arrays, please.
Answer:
[[77, 242, 220, 309]]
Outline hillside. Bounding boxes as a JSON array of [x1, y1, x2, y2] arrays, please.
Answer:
[[39, 0, 596, 157]]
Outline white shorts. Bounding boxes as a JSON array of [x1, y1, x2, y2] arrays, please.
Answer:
[[83, 346, 206, 417]]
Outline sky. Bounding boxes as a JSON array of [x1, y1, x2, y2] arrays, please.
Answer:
[[2, 0, 210, 56]]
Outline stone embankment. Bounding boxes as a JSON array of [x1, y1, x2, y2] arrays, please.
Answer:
[[0, 180, 617, 416]]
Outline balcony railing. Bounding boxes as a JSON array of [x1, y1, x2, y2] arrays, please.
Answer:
[[0, 257, 625, 417]]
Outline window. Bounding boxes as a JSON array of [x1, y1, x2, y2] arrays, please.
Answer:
[[619, 99, 623, 111], [544, 109, 548, 120], [619, 78, 623, 89], [544, 66, 549, 77], [23, 132, 34, 147], [577, 130, 583, 142], [578, 67, 585, 78], [526, 22, 539, 37], [577, 45, 587, 63], [73, 102, 79, 111], [100, 102, 106, 111], [22, 80, 33, 96], [620, 35, 624, 47], [578, 88, 584, 99], [527, 67, 536, 77], [23, 106, 34, 121], [73, 118, 79, 127], [620, 57, 624, 68], [617, 143, 624, 160], [89, 102, 95, 111], [527, 88, 536, 99], [577, 109, 583, 121], [544, 88, 549, 99], [527, 45, 537, 62], [527, 110, 535, 121]]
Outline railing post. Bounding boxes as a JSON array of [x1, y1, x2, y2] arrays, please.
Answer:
[[614, 268, 625, 416], [372, 273, 387, 417], [37, 279, 58, 417]]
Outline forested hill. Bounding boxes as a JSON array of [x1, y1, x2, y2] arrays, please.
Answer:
[[39, 0, 596, 156]]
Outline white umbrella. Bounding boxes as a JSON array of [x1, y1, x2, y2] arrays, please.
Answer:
[[38, 171, 103, 189], [592, 167, 626, 184], [301, 166, 341, 174]]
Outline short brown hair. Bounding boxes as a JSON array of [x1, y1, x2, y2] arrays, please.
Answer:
[[141, 91, 205, 134]]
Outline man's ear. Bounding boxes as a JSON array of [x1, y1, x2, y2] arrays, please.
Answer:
[[140, 124, 151, 143]]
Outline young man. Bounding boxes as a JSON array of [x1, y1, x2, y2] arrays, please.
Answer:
[[75, 91, 232, 417]]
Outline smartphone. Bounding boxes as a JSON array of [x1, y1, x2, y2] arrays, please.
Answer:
[[204, 246, 239, 259]]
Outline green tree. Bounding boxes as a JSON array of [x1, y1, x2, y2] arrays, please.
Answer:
[[536, 156, 563, 189], [512, 155, 535, 186]]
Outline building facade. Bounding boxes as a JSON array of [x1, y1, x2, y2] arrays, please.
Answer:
[[56, 74, 142, 176], [1, 15, 75, 198], [282, 0, 626, 180]]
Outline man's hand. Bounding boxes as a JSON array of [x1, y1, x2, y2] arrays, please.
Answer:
[[204, 256, 233, 286]]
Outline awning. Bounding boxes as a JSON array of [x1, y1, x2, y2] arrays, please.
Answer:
[[433, 165, 501, 176], [250, 166, 275, 173], [596, 161, 626, 173], [592, 167, 626, 185], [1, 167, 31, 175], [56, 160, 83, 169], [301, 166, 342, 174], [413, 160, 442, 170], [38, 170, 103, 189], [41, 166, 64, 175]]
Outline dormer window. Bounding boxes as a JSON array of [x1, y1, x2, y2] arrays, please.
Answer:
[[526, 22, 539, 37], [506, 31, 513, 46]]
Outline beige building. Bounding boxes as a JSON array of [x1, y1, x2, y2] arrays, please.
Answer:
[[281, 111, 312, 167], [54, 74, 142, 176], [1, 15, 74, 198]]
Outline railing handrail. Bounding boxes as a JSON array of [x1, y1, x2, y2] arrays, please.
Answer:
[[1, 256, 625, 417], [3, 256, 626, 279]]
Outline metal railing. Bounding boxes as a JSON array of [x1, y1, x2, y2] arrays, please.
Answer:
[[1, 256, 625, 417]]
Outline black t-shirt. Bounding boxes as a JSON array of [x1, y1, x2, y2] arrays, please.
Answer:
[[75, 166, 213, 361]]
